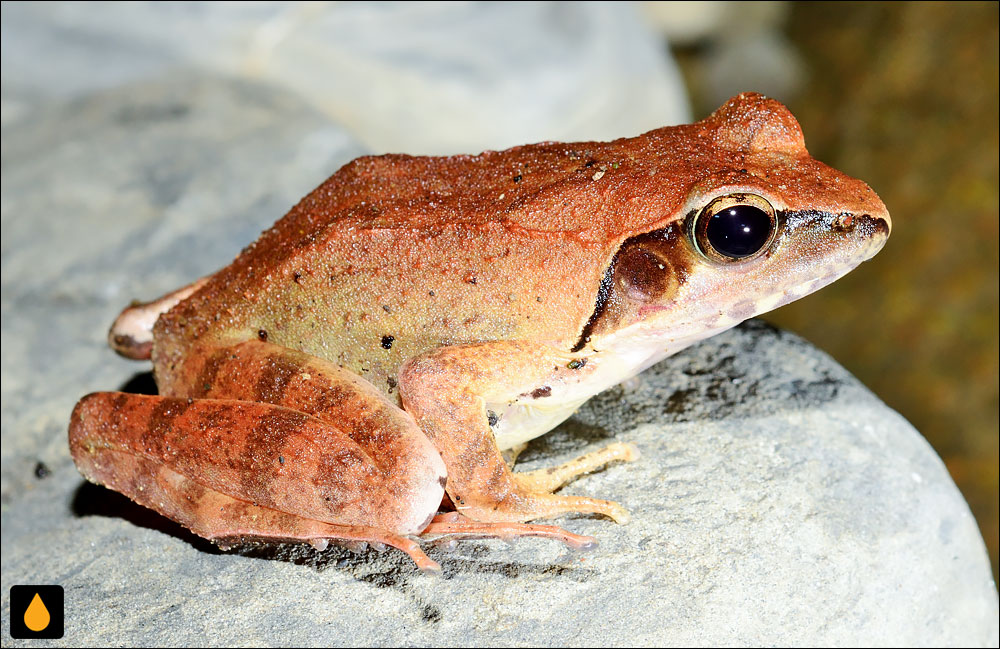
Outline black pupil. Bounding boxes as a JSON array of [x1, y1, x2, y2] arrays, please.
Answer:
[[706, 205, 772, 258]]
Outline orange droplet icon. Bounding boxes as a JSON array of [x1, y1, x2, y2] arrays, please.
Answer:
[[24, 592, 51, 632]]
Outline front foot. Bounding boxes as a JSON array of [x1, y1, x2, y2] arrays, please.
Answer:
[[514, 442, 639, 491], [516, 443, 638, 523], [458, 487, 632, 526], [457, 442, 640, 525]]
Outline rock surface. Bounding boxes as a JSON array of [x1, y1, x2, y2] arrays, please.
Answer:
[[1, 6, 997, 646], [3, 307, 998, 645], [1, 2, 690, 154]]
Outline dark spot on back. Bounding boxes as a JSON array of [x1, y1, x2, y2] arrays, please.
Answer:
[[381, 335, 394, 350], [530, 386, 552, 399]]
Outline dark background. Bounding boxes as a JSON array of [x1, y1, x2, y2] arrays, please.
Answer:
[[675, 1, 998, 582]]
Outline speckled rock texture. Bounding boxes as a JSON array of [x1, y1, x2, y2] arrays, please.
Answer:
[[1, 6, 997, 646]]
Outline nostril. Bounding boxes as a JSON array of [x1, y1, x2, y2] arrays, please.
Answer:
[[832, 213, 856, 232]]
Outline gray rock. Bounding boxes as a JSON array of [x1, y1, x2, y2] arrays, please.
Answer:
[[2, 315, 997, 645], [1, 53, 996, 649], [1, 73, 365, 498], [1, 2, 690, 154]]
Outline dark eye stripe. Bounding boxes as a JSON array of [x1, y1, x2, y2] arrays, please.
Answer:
[[571, 262, 615, 352]]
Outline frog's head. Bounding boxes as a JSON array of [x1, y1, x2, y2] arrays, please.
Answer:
[[578, 93, 890, 354]]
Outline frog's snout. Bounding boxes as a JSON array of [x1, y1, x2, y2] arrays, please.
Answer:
[[823, 209, 890, 262], [783, 207, 890, 265], [856, 212, 891, 261]]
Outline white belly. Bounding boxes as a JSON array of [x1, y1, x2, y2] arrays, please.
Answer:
[[489, 318, 742, 450]]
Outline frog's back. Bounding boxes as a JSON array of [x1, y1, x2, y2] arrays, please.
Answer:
[[152, 131, 687, 393], [153, 93, 850, 397]]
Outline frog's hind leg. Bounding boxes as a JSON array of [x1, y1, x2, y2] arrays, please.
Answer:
[[70, 391, 446, 571], [170, 340, 611, 554], [69, 340, 450, 570], [166, 340, 448, 527], [69, 400, 441, 571]]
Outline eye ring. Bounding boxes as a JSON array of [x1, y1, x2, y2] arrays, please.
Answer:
[[692, 193, 777, 263]]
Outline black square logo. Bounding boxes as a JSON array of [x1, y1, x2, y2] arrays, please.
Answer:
[[9, 585, 64, 639]]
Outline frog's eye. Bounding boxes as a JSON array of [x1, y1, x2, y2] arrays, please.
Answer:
[[693, 194, 777, 262]]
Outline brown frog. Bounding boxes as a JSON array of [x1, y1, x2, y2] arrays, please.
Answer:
[[69, 93, 890, 571]]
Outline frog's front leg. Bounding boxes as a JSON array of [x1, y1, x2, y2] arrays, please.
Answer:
[[399, 342, 637, 525]]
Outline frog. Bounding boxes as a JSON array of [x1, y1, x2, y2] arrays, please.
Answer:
[[69, 93, 890, 572]]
